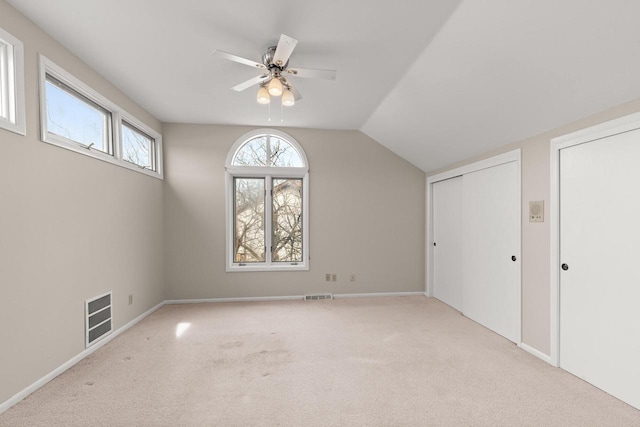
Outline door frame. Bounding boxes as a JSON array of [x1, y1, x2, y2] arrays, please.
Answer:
[[426, 149, 521, 316], [550, 112, 640, 367]]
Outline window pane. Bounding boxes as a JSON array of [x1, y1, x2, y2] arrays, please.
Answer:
[[0, 41, 9, 121], [272, 178, 303, 262], [45, 75, 111, 153], [234, 178, 265, 262], [0, 39, 15, 124], [233, 136, 268, 166], [122, 122, 154, 169], [270, 137, 304, 167]]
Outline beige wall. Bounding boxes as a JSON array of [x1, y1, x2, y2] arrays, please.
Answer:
[[0, 1, 164, 404], [4, 0, 640, 407], [163, 124, 425, 299], [427, 97, 640, 356]]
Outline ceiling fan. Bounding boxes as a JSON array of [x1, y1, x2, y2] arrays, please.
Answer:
[[213, 34, 337, 107]]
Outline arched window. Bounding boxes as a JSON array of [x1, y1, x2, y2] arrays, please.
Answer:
[[225, 129, 309, 271]]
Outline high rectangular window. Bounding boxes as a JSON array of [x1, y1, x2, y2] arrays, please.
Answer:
[[122, 121, 155, 170], [0, 40, 11, 120], [45, 75, 112, 153], [0, 26, 26, 135], [39, 55, 163, 179]]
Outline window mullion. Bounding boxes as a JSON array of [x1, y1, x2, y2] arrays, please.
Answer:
[[266, 135, 272, 166], [265, 175, 273, 265], [110, 110, 118, 157]]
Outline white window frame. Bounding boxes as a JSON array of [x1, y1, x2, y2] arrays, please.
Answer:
[[225, 129, 310, 272], [39, 55, 163, 179], [0, 25, 26, 135], [118, 112, 164, 177]]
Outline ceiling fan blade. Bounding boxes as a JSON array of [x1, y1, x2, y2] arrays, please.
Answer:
[[290, 85, 303, 101], [213, 50, 266, 70], [272, 34, 298, 67], [286, 67, 337, 80], [232, 74, 269, 92]]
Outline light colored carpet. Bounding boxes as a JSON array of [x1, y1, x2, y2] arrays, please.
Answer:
[[1, 296, 639, 426]]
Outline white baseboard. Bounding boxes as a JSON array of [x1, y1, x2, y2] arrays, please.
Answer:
[[166, 292, 426, 304], [164, 295, 304, 304], [334, 291, 426, 299], [0, 301, 165, 415], [518, 342, 552, 365]]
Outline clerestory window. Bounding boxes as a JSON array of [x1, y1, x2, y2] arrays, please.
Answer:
[[39, 55, 163, 178], [225, 130, 309, 272], [0, 25, 26, 135]]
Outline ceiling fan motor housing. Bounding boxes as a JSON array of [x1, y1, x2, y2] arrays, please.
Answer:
[[263, 46, 288, 71]]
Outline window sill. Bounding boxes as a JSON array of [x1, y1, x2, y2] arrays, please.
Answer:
[[226, 263, 309, 273], [41, 133, 163, 180], [0, 118, 26, 136]]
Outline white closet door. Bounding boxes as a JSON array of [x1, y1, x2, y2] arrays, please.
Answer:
[[433, 176, 463, 311], [560, 128, 640, 410], [462, 161, 520, 343]]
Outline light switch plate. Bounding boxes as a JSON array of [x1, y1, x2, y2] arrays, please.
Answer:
[[529, 200, 544, 222]]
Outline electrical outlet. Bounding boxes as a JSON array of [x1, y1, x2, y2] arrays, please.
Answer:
[[325, 273, 331, 281], [331, 274, 337, 282], [128, 294, 133, 305], [350, 274, 356, 282]]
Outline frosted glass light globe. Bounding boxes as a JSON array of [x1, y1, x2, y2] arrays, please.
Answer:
[[268, 78, 283, 96]]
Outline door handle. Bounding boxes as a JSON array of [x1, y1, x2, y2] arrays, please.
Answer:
[[511, 255, 517, 262], [561, 263, 569, 271]]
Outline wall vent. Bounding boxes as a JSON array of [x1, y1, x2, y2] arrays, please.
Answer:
[[304, 294, 333, 301], [85, 291, 112, 348]]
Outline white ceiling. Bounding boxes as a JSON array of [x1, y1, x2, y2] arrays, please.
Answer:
[[363, 0, 640, 171], [8, 0, 640, 172]]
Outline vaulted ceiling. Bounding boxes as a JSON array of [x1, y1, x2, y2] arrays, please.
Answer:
[[9, 0, 640, 172]]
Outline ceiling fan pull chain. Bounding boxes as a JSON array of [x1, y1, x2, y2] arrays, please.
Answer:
[[268, 101, 271, 122], [281, 101, 284, 123]]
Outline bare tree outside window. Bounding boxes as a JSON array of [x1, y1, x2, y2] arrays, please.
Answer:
[[272, 179, 303, 262], [45, 76, 110, 153], [228, 132, 307, 270], [232, 135, 303, 167], [234, 178, 265, 262], [233, 137, 268, 166], [122, 122, 153, 169], [270, 138, 305, 167]]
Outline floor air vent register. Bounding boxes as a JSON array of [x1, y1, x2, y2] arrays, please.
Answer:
[[304, 294, 333, 301], [85, 291, 112, 348]]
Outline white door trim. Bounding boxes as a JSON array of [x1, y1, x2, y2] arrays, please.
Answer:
[[426, 149, 521, 298], [549, 111, 640, 367]]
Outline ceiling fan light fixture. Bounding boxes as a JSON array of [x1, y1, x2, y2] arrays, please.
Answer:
[[215, 34, 337, 113], [257, 86, 270, 104], [282, 88, 295, 107], [268, 77, 283, 96]]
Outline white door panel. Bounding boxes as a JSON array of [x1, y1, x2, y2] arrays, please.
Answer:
[[462, 161, 520, 343], [560, 128, 640, 409], [433, 176, 463, 311]]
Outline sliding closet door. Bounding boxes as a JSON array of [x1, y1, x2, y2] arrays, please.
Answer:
[[560, 128, 640, 409], [462, 161, 520, 343], [432, 176, 463, 311]]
